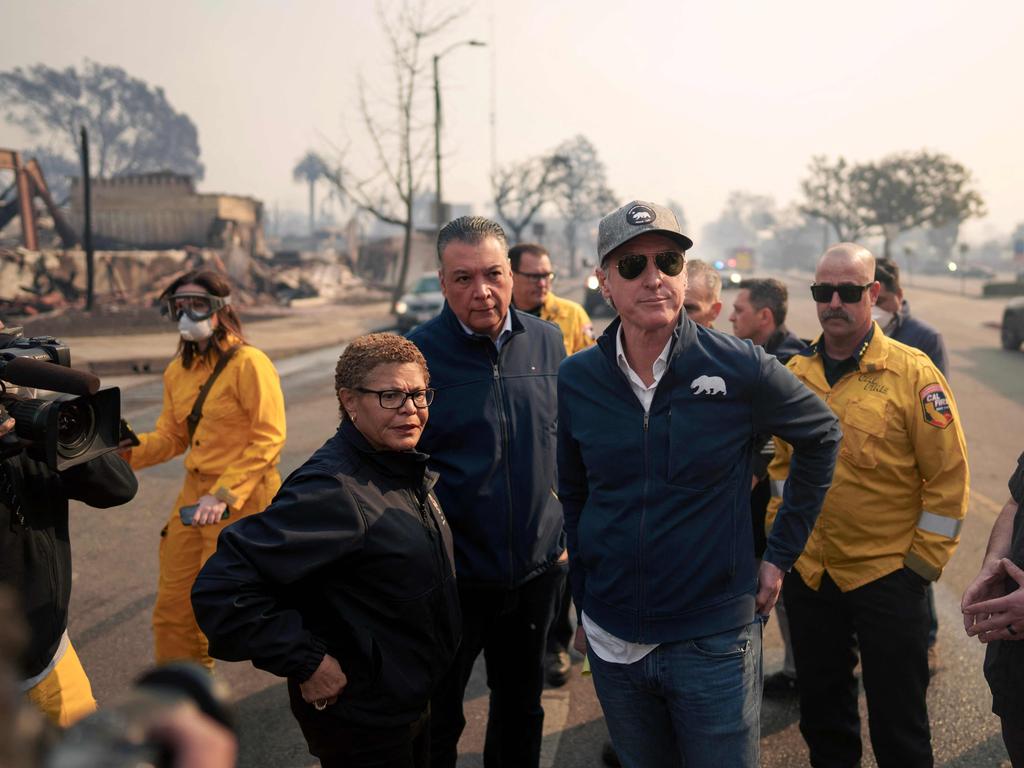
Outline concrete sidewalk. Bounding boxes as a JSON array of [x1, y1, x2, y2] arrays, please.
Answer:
[[54, 299, 395, 376]]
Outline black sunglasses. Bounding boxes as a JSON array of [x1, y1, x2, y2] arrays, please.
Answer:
[[613, 251, 686, 280], [810, 282, 874, 303]]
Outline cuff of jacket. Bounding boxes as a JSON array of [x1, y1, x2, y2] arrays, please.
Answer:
[[293, 635, 329, 684], [212, 485, 240, 509], [903, 551, 941, 582], [761, 549, 794, 574]]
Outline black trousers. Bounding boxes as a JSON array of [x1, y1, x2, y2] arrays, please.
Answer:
[[295, 707, 430, 768], [546, 560, 574, 653], [783, 568, 932, 768], [430, 563, 562, 768]]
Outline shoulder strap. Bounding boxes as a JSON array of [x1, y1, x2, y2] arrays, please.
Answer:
[[187, 345, 242, 442]]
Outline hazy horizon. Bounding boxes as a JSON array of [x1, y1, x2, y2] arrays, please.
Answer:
[[2, 0, 1022, 249]]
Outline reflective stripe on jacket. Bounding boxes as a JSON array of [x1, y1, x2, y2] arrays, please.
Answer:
[[540, 292, 595, 356], [767, 323, 969, 591], [131, 336, 286, 510]]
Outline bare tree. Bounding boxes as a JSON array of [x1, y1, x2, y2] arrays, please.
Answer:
[[293, 151, 330, 237], [492, 153, 568, 243], [551, 135, 616, 275], [799, 156, 865, 245], [322, 1, 464, 310]]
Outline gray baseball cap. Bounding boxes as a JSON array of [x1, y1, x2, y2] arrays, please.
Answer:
[[597, 200, 694, 264]]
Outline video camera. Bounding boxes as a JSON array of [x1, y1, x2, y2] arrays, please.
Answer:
[[0, 329, 120, 471], [44, 663, 234, 768]]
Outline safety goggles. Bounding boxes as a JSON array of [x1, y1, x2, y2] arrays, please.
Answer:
[[514, 270, 557, 284], [611, 251, 685, 280], [163, 291, 230, 322], [809, 282, 874, 303]]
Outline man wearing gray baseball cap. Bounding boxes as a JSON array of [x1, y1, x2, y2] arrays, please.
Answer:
[[557, 200, 841, 767]]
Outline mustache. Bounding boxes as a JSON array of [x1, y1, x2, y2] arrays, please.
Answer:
[[822, 309, 852, 322]]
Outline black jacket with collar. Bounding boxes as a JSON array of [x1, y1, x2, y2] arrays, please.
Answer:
[[192, 420, 460, 728], [0, 451, 137, 679], [407, 303, 566, 588]]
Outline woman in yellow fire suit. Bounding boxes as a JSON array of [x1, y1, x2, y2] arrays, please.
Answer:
[[126, 269, 286, 669]]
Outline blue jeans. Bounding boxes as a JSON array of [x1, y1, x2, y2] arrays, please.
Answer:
[[589, 620, 763, 768]]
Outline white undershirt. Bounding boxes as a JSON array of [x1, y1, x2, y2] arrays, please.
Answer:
[[581, 326, 672, 664]]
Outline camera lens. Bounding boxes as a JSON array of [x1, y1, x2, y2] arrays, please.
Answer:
[[56, 400, 97, 460]]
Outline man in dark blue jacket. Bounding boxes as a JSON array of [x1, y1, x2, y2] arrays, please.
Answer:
[[558, 200, 841, 768], [408, 216, 566, 768], [874, 257, 949, 375]]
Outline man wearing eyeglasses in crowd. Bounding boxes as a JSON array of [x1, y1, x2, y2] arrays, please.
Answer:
[[557, 200, 840, 767], [510, 243, 595, 358], [408, 216, 567, 768], [508, 242, 594, 689], [766, 243, 969, 768]]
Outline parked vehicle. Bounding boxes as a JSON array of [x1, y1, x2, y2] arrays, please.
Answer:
[[395, 273, 443, 332], [1002, 297, 1024, 351], [584, 274, 613, 317]]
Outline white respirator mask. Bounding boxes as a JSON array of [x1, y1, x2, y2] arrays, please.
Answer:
[[178, 315, 215, 342], [870, 305, 896, 332]]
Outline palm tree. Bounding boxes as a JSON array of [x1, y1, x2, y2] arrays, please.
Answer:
[[293, 152, 329, 236]]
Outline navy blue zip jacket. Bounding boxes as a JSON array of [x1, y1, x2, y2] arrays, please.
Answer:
[[558, 316, 841, 644], [890, 299, 948, 376], [409, 303, 566, 588]]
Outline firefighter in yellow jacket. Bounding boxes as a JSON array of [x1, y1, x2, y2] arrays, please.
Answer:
[[767, 244, 968, 768], [125, 270, 286, 670], [509, 243, 594, 356]]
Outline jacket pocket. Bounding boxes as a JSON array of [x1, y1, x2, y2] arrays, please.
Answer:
[[666, 394, 746, 490], [838, 399, 887, 469]]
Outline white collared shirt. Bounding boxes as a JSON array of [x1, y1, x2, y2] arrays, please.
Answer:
[[581, 325, 673, 664], [456, 310, 514, 351]]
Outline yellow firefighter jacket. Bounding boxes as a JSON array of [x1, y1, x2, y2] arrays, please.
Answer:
[[130, 336, 287, 511], [539, 292, 595, 356], [767, 324, 968, 591]]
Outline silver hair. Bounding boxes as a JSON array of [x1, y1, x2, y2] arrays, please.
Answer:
[[436, 216, 509, 262], [685, 259, 722, 301]]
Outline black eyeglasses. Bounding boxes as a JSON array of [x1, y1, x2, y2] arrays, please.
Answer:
[[613, 251, 685, 280], [514, 271, 556, 284], [810, 282, 874, 303], [356, 388, 435, 409]]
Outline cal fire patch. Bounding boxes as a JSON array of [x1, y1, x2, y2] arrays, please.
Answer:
[[920, 383, 953, 429]]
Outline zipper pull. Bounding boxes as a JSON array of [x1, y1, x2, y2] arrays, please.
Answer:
[[643, 411, 649, 431], [493, 363, 499, 379]]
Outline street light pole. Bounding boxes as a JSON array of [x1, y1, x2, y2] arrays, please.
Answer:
[[434, 39, 486, 228]]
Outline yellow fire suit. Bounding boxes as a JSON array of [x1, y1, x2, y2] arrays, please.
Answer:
[[131, 336, 286, 668], [539, 292, 595, 356], [767, 325, 969, 590]]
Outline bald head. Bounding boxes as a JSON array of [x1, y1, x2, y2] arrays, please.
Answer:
[[812, 242, 880, 356], [816, 243, 876, 284]]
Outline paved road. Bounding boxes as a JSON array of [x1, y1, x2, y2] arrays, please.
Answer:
[[64, 277, 1022, 767]]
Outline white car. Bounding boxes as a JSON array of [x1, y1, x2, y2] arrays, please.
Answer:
[[395, 273, 444, 332]]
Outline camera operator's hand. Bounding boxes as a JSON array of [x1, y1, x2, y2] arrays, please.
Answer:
[[299, 652, 347, 708], [194, 494, 228, 526], [0, 413, 14, 437], [146, 702, 237, 768]]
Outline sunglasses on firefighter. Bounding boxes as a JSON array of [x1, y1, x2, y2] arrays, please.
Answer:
[[809, 282, 875, 303], [163, 291, 230, 322], [611, 251, 686, 281]]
